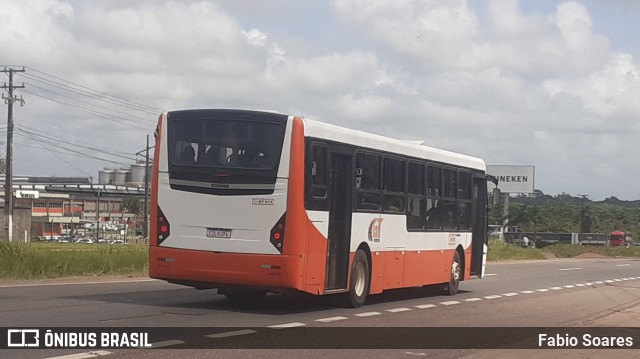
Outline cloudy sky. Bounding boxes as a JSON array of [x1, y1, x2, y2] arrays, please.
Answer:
[[1, 0, 639, 200]]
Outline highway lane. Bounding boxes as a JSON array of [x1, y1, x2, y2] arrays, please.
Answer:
[[1, 257, 639, 359]]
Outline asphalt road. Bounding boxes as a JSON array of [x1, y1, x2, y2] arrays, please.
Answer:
[[1, 257, 639, 359]]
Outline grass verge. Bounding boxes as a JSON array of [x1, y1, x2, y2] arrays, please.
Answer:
[[487, 239, 547, 261], [0, 241, 148, 279]]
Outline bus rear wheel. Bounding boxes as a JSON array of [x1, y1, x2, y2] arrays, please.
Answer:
[[348, 249, 370, 308], [444, 251, 461, 296]]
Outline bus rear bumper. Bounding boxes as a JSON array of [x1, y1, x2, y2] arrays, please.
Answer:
[[149, 246, 301, 290]]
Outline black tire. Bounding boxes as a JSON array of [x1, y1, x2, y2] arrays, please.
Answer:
[[348, 250, 370, 308], [444, 251, 461, 296]]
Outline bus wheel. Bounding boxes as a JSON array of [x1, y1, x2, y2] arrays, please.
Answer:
[[444, 251, 461, 296], [348, 250, 370, 308]]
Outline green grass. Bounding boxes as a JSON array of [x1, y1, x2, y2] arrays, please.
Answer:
[[0, 241, 148, 279], [544, 244, 640, 258], [487, 239, 547, 261]]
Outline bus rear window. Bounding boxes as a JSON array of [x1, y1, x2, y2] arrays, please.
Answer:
[[168, 118, 285, 170]]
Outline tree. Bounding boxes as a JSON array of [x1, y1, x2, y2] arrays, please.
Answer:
[[121, 196, 142, 215]]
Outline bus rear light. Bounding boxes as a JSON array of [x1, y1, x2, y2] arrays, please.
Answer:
[[157, 206, 171, 244], [270, 213, 286, 253]]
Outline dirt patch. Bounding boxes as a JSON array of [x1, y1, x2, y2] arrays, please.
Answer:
[[574, 252, 609, 259], [541, 251, 557, 259]]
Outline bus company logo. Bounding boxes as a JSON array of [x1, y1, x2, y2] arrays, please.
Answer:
[[368, 218, 383, 242]]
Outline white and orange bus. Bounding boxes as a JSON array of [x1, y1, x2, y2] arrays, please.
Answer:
[[150, 109, 491, 307]]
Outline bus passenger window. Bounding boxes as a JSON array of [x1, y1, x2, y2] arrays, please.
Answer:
[[178, 146, 196, 165]]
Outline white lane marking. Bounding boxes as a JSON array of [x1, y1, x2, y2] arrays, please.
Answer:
[[614, 279, 623, 282], [484, 295, 502, 299], [622, 278, 631, 281], [315, 316, 349, 323], [465, 298, 482, 302], [415, 304, 437, 309], [268, 322, 306, 329], [355, 312, 381, 317], [520, 290, 535, 294], [387, 307, 412, 312], [585, 282, 595, 285], [536, 289, 549, 292], [575, 284, 585, 287], [616, 264, 630, 267], [594, 281, 604, 284], [550, 287, 563, 290], [484, 274, 498, 277], [439, 301, 460, 306], [502, 293, 519, 297], [563, 285, 575, 288], [605, 280, 615, 283], [149, 340, 185, 348], [205, 329, 257, 338], [559, 268, 581, 271], [0, 279, 157, 288], [45, 351, 112, 359], [405, 352, 427, 356]]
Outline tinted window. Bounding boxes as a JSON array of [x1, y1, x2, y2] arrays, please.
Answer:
[[443, 168, 457, 198], [427, 165, 441, 196], [408, 162, 425, 195], [383, 157, 405, 193], [168, 119, 284, 170], [356, 153, 380, 190], [311, 145, 327, 198]]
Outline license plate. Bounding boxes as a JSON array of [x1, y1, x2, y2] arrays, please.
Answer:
[[206, 228, 231, 238]]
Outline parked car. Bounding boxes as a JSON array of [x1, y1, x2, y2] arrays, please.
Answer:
[[108, 239, 126, 245], [74, 238, 95, 244], [57, 236, 73, 243]]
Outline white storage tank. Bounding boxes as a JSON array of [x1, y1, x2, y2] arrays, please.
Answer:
[[98, 169, 114, 184], [113, 169, 130, 185], [130, 163, 146, 185]]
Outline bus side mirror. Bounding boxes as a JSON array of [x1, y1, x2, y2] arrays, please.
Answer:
[[492, 187, 501, 207]]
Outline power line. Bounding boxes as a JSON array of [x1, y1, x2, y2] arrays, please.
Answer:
[[22, 67, 164, 114]]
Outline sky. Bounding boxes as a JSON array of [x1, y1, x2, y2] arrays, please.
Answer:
[[1, 0, 639, 200]]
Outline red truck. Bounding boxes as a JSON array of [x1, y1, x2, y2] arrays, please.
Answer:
[[609, 231, 627, 247]]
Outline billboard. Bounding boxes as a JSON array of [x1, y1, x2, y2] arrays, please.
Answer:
[[486, 165, 535, 193]]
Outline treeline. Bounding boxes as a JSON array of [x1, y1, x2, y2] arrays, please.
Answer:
[[492, 191, 640, 239]]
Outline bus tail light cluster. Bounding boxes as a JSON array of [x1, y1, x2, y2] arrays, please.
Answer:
[[157, 206, 171, 245], [270, 213, 286, 253]]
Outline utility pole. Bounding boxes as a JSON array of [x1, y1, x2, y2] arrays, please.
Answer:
[[1, 66, 25, 242], [143, 135, 150, 243], [96, 187, 101, 242], [578, 194, 588, 234]]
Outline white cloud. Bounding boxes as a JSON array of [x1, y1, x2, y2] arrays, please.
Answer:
[[1, 0, 640, 199]]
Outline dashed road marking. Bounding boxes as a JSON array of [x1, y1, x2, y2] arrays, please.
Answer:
[[439, 301, 460, 306], [575, 284, 585, 287], [484, 295, 502, 299], [520, 290, 535, 294], [559, 268, 581, 271], [355, 311, 382, 317], [594, 281, 604, 284], [502, 293, 519, 297], [550, 287, 563, 290], [268, 322, 306, 329], [415, 304, 437, 309], [563, 285, 575, 288], [585, 282, 595, 285], [205, 329, 257, 338], [465, 297, 482, 302], [613, 279, 623, 282], [604, 280, 615, 283], [616, 264, 630, 267], [536, 289, 549, 292], [387, 307, 412, 312], [315, 316, 349, 323]]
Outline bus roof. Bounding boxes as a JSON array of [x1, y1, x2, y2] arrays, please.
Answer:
[[300, 117, 486, 172]]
